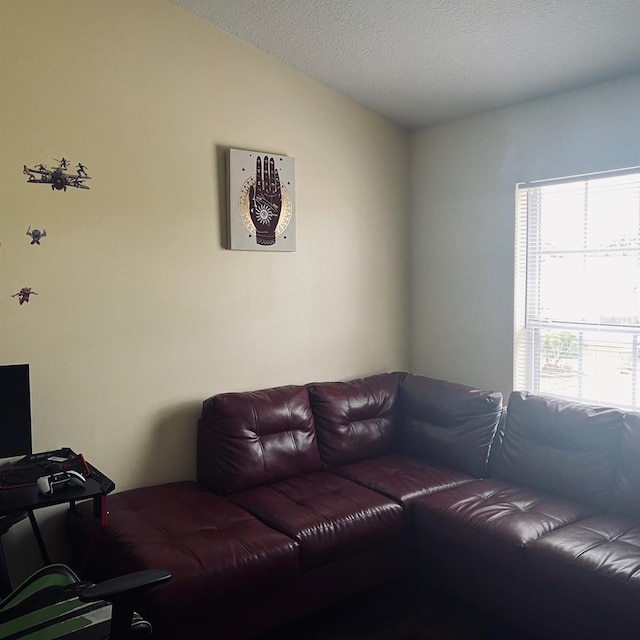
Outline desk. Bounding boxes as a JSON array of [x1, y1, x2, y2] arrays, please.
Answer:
[[0, 461, 115, 597]]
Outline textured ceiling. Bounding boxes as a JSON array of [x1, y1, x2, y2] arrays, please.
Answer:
[[171, 0, 640, 130]]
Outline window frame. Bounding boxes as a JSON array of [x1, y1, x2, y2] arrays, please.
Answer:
[[514, 166, 640, 409]]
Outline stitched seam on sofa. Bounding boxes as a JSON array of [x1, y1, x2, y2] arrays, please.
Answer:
[[576, 539, 633, 561], [418, 507, 549, 552], [227, 532, 267, 561], [345, 394, 356, 435], [375, 416, 385, 439], [611, 527, 640, 545], [475, 500, 571, 532], [250, 399, 267, 483], [608, 415, 627, 507], [168, 540, 208, 576], [332, 484, 388, 517], [430, 487, 574, 534], [575, 536, 640, 557], [577, 522, 640, 544], [285, 392, 299, 458], [531, 547, 640, 586], [173, 528, 295, 576], [229, 504, 301, 542], [272, 476, 381, 530], [288, 428, 299, 458]]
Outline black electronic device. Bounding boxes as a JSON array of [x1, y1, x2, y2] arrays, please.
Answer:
[[0, 364, 32, 459]]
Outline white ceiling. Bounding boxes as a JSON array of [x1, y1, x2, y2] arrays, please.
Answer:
[[171, 0, 640, 130]]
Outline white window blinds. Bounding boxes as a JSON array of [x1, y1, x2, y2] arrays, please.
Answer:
[[514, 167, 640, 408]]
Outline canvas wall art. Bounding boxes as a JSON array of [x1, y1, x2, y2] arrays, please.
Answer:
[[227, 148, 296, 251]]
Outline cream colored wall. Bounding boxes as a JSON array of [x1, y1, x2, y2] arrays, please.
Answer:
[[409, 73, 640, 397], [0, 0, 410, 578]]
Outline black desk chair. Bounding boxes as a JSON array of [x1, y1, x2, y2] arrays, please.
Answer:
[[0, 563, 170, 639]]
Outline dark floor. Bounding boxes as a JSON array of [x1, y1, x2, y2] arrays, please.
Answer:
[[254, 577, 533, 640]]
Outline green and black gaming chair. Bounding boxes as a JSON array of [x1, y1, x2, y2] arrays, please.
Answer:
[[0, 563, 170, 639]]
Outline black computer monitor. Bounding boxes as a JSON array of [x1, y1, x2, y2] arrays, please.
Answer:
[[0, 364, 32, 459]]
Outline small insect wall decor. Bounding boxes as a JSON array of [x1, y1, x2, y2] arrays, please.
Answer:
[[11, 287, 38, 305], [23, 157, 91, 191], [26, 226, 46, 245], [227, 148, 296, 251]]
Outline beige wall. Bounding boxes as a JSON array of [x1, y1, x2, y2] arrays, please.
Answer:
[[0, 0, 410, 577], [7, 0, 638, 588], [409, 73, 640, 396]]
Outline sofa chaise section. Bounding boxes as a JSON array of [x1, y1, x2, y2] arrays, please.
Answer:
[[73, 481, 299, 626], [524, 408, 640, 637], [411, 390, 632, 639]]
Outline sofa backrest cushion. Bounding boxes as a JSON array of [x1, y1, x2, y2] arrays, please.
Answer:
[[399, 374, 503, 477], [198, 385, 322, 494], [494, 391, 624, 508], [612, 411, 640, 515], [307, 372, 402, 468]]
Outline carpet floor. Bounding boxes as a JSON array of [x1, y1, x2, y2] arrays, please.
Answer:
[[254, 577, 532, 640]]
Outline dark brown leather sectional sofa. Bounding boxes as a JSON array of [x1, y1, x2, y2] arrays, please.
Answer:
[[68, 372, 640, 639]]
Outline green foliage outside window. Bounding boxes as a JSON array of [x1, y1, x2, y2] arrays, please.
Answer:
[[542, 331, 578, 367]]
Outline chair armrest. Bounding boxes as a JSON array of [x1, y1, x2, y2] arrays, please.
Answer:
[[79, 569, 171, 640], [79, 569, 171, 602]]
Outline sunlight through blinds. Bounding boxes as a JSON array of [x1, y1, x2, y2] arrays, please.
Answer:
[[514, 167, 640, 408]]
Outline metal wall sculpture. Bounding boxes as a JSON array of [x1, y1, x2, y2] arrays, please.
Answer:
[[23, 158, 91, 191]]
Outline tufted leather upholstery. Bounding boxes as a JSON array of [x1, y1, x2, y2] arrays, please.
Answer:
[[308, 373, 402, 468], [399, 373, 503, 477], [493, 391, 624, 508], [309, 372, 482, 507], [82, 482, 299, 618], [329, 453, 475, 506], [527, 514, 640, 631], [69, 374, 640, 640], [229, 471, 404, 570], [198, 384, 321, 494], [411, 390, 640, 640], [412, 478, 594, 572]]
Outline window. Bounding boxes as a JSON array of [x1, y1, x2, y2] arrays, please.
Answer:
[[514, 167, 640, 409]]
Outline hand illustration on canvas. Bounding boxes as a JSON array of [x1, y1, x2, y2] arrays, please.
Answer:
[[249, 156, 281, 246]]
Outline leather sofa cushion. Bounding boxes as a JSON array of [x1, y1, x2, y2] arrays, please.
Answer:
[[308, 373, 402, 467], [494, 392, 624, 508], [329, 453, 475, 506], [198, 385, 322, 494], [84, 482, 299, 616], [412, 478, 594, 573], [527, 514, 640, 628], [399, 374, 503, 477], [612, 411, 640, 516], [229, 472, 404, 571]]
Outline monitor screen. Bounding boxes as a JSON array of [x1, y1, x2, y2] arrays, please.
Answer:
[[0, 363, 32, 458]]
